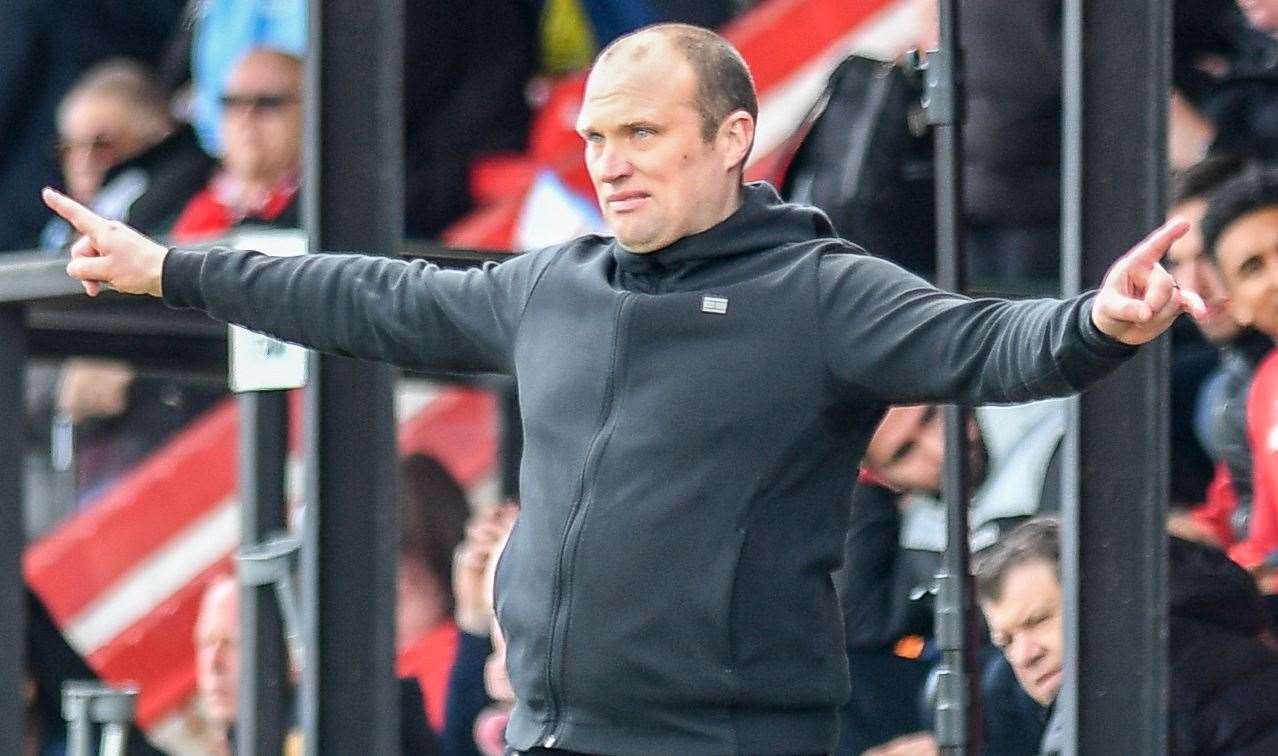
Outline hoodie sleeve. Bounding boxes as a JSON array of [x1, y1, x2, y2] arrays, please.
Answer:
[[162, 246, 551, 374], [818, 251, 1135, 405]]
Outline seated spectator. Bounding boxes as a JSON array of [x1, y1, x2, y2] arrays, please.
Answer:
[[194, 572, 438, 755], [395, 453, 470, 735], [0, 0, 186, 251], [29, 59, 218, 507], [443, 502, 518, 756], [171, 47, 301, 243], [40, 59, 215, 250], [1200, 167, 1278, 577], [838, 399, 1066, 755], [187, 0, 306, 156], [975, 517, 1278, 754], [193, 575, 238, 756]]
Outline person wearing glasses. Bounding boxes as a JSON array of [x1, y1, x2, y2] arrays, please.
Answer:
[[40, 59, 215, 251], [170, 47, 302, 243]]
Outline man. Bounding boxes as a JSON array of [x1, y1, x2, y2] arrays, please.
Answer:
[[840, 400, 1065, 756], [1202, 168, 1278, 577], [1164, 156, 1271, 549], [46, 23, 1199, 755], [40, 59, 215, 250], [170, 48, 302, 242], [975, 517, 1278, 754], [193, 575, 239, 755], [194, 573, 438, 755]]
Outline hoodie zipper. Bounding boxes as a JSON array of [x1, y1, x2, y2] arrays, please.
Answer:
[[539, 293, 634, 747]]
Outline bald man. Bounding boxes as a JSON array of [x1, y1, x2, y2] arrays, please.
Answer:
[[47, 23, 1200, 755]]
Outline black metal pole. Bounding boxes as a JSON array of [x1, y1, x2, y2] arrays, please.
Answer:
[[499, 381, 523, 500], [298, 0, 403, 752], [236, 391, 290, 755], [1060, 1, 1170, 753], [0, 307, 25, 755], [916, 0, 980, 752]]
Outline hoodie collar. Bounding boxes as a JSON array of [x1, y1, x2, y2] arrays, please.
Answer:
[[610, 182, 837, 276]]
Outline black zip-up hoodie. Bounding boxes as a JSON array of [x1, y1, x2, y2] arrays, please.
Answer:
[[162, 183, 1133, 754]]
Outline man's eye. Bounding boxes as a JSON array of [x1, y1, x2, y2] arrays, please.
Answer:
[[634, 128, 654, 139], [889, 440, 916, 465]]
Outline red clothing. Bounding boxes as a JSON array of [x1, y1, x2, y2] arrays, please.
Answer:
[[170, 171, 298, 243], [396, 620, 460, 734], [1195, 462, 1239, 549], [1233, 350, 1278, 569]]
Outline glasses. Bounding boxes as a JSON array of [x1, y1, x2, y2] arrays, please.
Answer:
[[219, 93, 298, 113], [51, 134, 118, 159]]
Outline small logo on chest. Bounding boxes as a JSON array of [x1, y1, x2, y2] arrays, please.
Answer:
[[701, 295, 729, 315]]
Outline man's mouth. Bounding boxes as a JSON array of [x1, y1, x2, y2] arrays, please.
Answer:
[[606, 191, 649, 212], [1036, 668, 1061, 691]]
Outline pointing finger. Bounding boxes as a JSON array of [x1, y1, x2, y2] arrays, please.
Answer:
[[42, 187, 106, 238], [1124, 217, 1191, 269]]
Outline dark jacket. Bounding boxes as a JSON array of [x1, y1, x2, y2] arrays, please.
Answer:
[[1211, 329, 1273, 539], [1041, 538, 1278, 755], [42, 123, 216, 249], [161, 183, 1133, 755], [0, 0, 185, 251], [960, 0, 1062, 227]]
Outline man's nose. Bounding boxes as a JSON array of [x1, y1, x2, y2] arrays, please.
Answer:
[[1010, 635, 1042, 667], [596, 142, 633, 184], [211, 641, 232, 669]]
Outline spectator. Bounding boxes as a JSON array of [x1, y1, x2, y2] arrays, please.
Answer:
[[194, 572, 438, 754], [193, 575, 238, 755], [1201, 167, 1278, 577], [0, 0, 185, 251], [395, 453, 470, 735], [188, 0, 306, 156], [976, 517, 1278, 754], [1164, 156, 1271, 548], [443, 502, 518, 756], [839, 399, 1066, 755], [40, 60, 215, 250], [171, 47, 302, 243], [48, 61, 171, 207]]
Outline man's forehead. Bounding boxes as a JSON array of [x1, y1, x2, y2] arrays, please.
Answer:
[[580, 54, 696, 126]]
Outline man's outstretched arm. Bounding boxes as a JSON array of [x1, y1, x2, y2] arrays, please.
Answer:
[[820, 218, 1206, 406], [42, 187, 532, 374]]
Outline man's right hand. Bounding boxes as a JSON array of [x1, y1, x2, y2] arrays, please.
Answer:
[[42, 187, 169, 298]]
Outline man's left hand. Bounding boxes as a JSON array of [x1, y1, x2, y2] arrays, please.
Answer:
[[1091, 218, 1207, 345]]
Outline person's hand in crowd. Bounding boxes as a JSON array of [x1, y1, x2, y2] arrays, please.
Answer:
[[56, 358, 135, 423], [862, 731, 939, 756], [453, 502, 518, 636], [41, 187, 169, 297], [1091, 218, 1207, 345]]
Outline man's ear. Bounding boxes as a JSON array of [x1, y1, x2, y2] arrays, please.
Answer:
[[719, 111, 755, 174]]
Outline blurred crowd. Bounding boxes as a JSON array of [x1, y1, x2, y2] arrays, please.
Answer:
[[13, 0, 1278, 754]]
